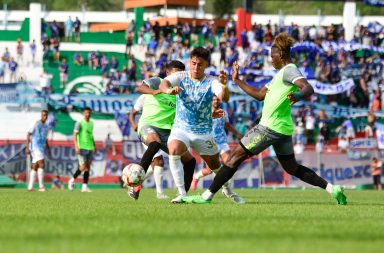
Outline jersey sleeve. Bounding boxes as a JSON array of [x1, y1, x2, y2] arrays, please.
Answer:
[[74, 121, 81, 133], [142, 77, 162, 90], [28, 121, 38, 134], [211, 78, 223, 96], [164, 71, 183, 87], [133, 94, 146, 112], [283, 66, 305, 84]]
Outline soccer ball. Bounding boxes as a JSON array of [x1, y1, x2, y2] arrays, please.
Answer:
[[122, 163, 146, 187]]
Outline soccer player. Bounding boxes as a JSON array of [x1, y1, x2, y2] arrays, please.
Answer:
[[183, 33, 347, 205], [68, 107, 95, 193], [129, 94, 169, 199], [159, 47, 231, 203], [129, 60, 197, 202], [191, 95, 244, 203], [26, 110, 50, 192]]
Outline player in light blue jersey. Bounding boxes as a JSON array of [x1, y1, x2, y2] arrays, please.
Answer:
[[159, 47, 231, 203], [26, 110, 50, 192], [191, 96, 244, 203]]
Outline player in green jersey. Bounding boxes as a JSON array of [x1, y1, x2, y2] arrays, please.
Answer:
[[183, 33, 347, 205]]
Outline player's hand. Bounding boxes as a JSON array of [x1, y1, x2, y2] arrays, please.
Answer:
[[232, 61, 240, 81], [287, 93, 298, 105], [219, 70, 228, 85], [167, 87, 183, 95], [25, 147, 30, 155], [75, 147, 80, 155], [212, 109, 225, 119]]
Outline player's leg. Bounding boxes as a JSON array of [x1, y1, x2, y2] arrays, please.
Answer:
[[152, 155, 169, 199], [167, 128, 190, 202], [184, 125, 272, 203], [138, 126, 163, 173], [68, 149, 86, 191], [81, 152, 92, 192], [181, 151, 196, 193], [28, 161, 38, 191], [36, 159, 46, 192]]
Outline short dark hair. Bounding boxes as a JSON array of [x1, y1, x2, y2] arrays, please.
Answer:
[[166, 60, 185, 71], [84, 107, 92, 112], [41, 110, 48, 114], [190, 47, 210, 62]]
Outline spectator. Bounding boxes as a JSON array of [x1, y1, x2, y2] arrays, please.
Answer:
[[40, 71, 53, 94], [371, 157, 382, 190], [51, 37, 60, 62], [110, 56, 119, 73], [8, 57, 18, 83], [47, 112, 57, 140], [235, 117, 248, 136], [59, 58, 68, 88], [338, 136, 349, 153], [294, 140, 305, 154], [104, 133, 116, 156], [3, 47, 10, 62], [125, 32, 134, 58], [0, 57, 5, 83], [73, 52, 84, 66], [16, 38, 23, 64], [29, 39, 36, 65], [74, 17, 81, 43], [305, 110, 316, 144], [65, 16, 73, 42], [342, 118, 355, 140]]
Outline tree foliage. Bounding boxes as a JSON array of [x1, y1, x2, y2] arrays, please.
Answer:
[[212, 0, 235, 18], [2, 0, 124, 11]]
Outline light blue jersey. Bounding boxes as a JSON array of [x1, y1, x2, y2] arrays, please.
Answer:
[[213, 110, 229, 146], [28, 120, 49, 152], [165, 71, 222, 134]]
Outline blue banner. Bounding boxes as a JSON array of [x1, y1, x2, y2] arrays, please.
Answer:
[[0, 83, 19, 103], [364, 0, 384, 7]]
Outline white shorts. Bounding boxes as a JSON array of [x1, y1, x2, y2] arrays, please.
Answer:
[[142, 143, 167, 159], [31, 150, 45, 163], [217, 142, 230, 155], [168, 128, 219, 156]]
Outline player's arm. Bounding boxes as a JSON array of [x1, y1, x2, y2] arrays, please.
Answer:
[[136, 78, 162, 95], [225, 122, 243, 139], [129, 108, 139, 132], [232, 62, 267, 101], [73, 122, 80, 154], [136, 85, 161, 95], [26, 132, 31, 154], [159, 72, 183, 95], [92, 136, 96, 152], [218, 71, 230, 102], [287, 78, 314, 105]]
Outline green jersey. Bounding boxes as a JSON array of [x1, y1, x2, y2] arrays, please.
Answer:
[[136, 77, 176, 131], [259, 63, 304, 136], [74, 119, 94, 151]]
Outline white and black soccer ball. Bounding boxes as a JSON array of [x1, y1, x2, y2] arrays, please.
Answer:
[[122, 163, 146, 187]]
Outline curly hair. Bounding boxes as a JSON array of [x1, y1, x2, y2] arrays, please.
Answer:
[[272, 33, 295, 57]]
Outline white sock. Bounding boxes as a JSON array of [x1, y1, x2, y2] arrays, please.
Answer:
[[144, 165, 154, 180], [202, 189, 214, 200], [194, 170, 204, 180], [37, 168, 44, 188], [326, 183, 333, 194], [153, 165, 164, 194], [169, 155, 186, 196], [28, 170, 37, 190], [82, 183, 88, 190]]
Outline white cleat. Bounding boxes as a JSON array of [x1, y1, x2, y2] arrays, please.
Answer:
[[38, 187, 46, 192], [222, 189, 246, 204], [81, 186, 92, 193], [68, 178, 75, 191], [156, 193, 169, 199], [171, 195, 186, 204]]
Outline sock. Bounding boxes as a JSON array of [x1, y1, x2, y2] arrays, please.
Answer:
[[183, 158, 196, 192], [153, 165, 164, 194], [140, 141, 162, 172], [169, 155, 186, 196], [144, 165, 154, 180], [194, 170, 204, 180], [73, 169, 82, 179], [326, 183, 333, 194], [83, 171, 89, 184], [28, 170, 37, 190], [82, 183, 87, 191], [294, 165, 328, 189], [211, 170, 230, 189], [202, 189, 214, 200], [208, 165, 238, 194], [37, 168, 44, 188]]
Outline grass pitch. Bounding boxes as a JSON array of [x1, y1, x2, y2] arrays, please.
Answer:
[[1, 188, 384, 253]]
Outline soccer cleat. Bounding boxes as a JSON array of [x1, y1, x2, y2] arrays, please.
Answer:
[[332, 185, 347, 205], [156, 193, 169, 199], [190, 177, 199, 191], [222, 189, 246, 204], [182, 195, 212, 204], [171, 194, 186, 204], [38, 187, 47, 192], [68, 178, 75, 191], [128, 185, 141, 200], [27, 188, 34, 192], [81, 187, 92, 193]]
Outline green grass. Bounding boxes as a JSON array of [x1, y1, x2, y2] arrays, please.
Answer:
[[1, 189, 384, 253]]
